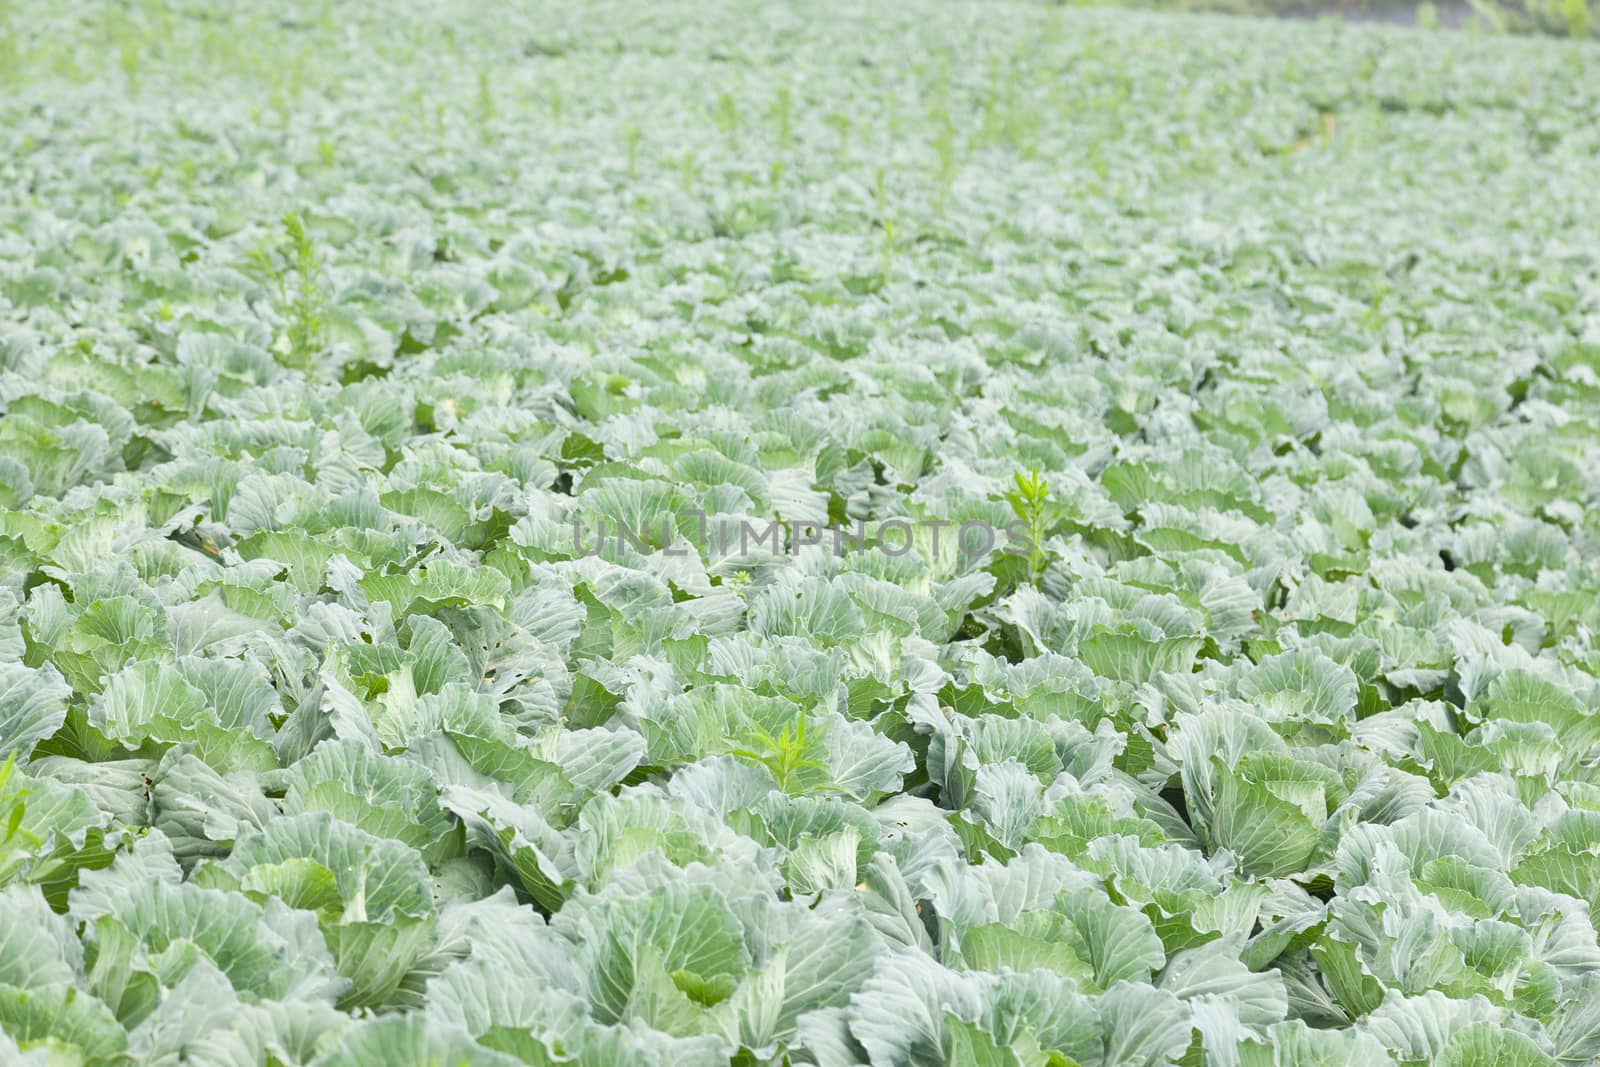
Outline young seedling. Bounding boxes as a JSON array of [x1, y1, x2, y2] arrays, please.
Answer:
[[770, 87, 793, 150], [0, 756, 38, 886], [1006, 466, 1052, 585], [731, 714, 826, 794], [279, 212, 326, 373], [874, 169, 897, 284]]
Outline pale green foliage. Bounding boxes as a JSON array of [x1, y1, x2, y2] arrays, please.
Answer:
[[0, 0, 1597, 1064]]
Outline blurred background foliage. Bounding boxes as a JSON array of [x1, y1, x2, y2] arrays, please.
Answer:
[[1056, 0, 1596, 37]]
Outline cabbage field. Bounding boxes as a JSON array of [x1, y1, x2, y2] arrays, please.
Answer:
[[2, 1, 1600, 1065]]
